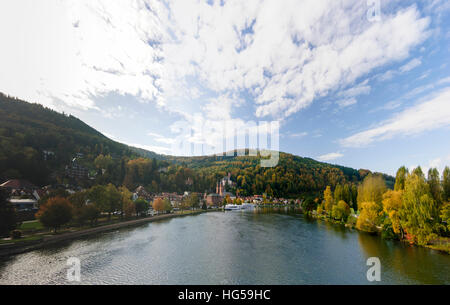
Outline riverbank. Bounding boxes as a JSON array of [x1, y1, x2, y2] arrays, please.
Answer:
[[0, 210, 210, 257], [306, 212, 450, 254]]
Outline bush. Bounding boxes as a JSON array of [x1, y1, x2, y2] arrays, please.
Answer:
[[11, 230, 22, 239]]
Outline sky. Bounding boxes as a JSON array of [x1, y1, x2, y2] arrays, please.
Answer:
[[0, 0, 449, 176]]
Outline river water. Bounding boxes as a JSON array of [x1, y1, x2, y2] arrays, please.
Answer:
[[0, 208, 449, 284]]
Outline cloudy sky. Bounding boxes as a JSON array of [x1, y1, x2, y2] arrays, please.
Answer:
[[1, 0, 449, 175]]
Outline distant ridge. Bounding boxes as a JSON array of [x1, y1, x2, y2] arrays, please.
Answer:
[[0, 92, 394, 192]]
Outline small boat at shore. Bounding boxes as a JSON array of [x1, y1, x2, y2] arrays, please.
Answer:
[[224, 204, 241, 211], [224, 203, 257, 211]]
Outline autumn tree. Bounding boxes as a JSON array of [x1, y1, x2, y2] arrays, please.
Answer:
[[357, 174, 386, 211], [323, 186, 334, 213], [123, 199, 135, 218], [153, 198, 165, 214], [36, 197, 73, 233], [119, 186, 133, 218], [356, 202, 381, 233], [382, 190, 403, 237]]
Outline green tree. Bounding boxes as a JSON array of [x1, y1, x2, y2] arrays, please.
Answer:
[[332, 200, 350, 222], [302, 197, 316, 214], [0, 188, 18, 237], [36, 197, 73, 233], [94, 154, 113, 172], [334, 184, 344, 203], [68, 191, 89, 225], [412, 166, 424, 178], [443, 166, 450, 202], [427, 168, 442, 206], [119, 186, 133, 218], [394, 166, 408, 191], [399, 172, 438, 245], [163, 198, 173, 213], [135, 198, 149, 217], [187, 193, 200, 210], [439, 203, 450, 233], [79, 205, 101, 226]]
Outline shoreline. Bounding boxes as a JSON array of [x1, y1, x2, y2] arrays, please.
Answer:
[[305, 212, 450, 255], [0, 210, 209, 258]]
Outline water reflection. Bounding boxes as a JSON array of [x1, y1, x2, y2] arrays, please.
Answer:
[[0, 209, 448, 285]]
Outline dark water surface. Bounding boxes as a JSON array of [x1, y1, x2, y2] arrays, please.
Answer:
[[0, 209, 449, 284]]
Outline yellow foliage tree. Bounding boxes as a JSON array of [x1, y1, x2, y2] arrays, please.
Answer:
[[382, 190, 403, 235], [357, 174, 386, 211], [356, 202, 381, 233], [323, 186, 334, 213], [153, 198, 165, 213]]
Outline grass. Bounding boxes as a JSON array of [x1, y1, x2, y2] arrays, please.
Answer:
[[0, 235, 43, 245], [19, 220, 44, 232], [426, 237, 450, 254]]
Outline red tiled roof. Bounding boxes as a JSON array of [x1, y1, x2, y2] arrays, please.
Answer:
[[0, 179, 37, 189]]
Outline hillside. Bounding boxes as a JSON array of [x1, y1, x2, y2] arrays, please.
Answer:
[[0, 93, 393, 195], [0, 93, 148, 185]]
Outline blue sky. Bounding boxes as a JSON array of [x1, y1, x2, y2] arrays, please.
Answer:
[[1, 0, 449, 175]]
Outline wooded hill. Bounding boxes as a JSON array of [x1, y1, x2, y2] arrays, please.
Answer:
[[0, 93, 394, 195]]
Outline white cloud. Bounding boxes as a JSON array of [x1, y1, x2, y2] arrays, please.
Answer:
[[0, 1, 430, 122], [337, 82, 371, 98], [317, 152, 344, 162], [0, 1, 170, 112], [376, 57, 422, 81], [399, 58, 422, 72], [289, 132, 308, 138], [336, 98, 357, 108], [340, 87, 450, 147]]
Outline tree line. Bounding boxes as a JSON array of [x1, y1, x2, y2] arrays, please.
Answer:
[[308, 166, 450, 246]]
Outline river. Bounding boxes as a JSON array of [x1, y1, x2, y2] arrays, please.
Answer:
[[0, 208, 449, 284]]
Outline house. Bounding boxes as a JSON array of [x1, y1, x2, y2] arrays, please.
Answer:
[[0, 179, 37, 191], [65, 158, 89, 179], [9, 198, 38, 211], [133, 186, 153, 201], [206, 193, 223, 206], [43, 150, 55, 160]]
